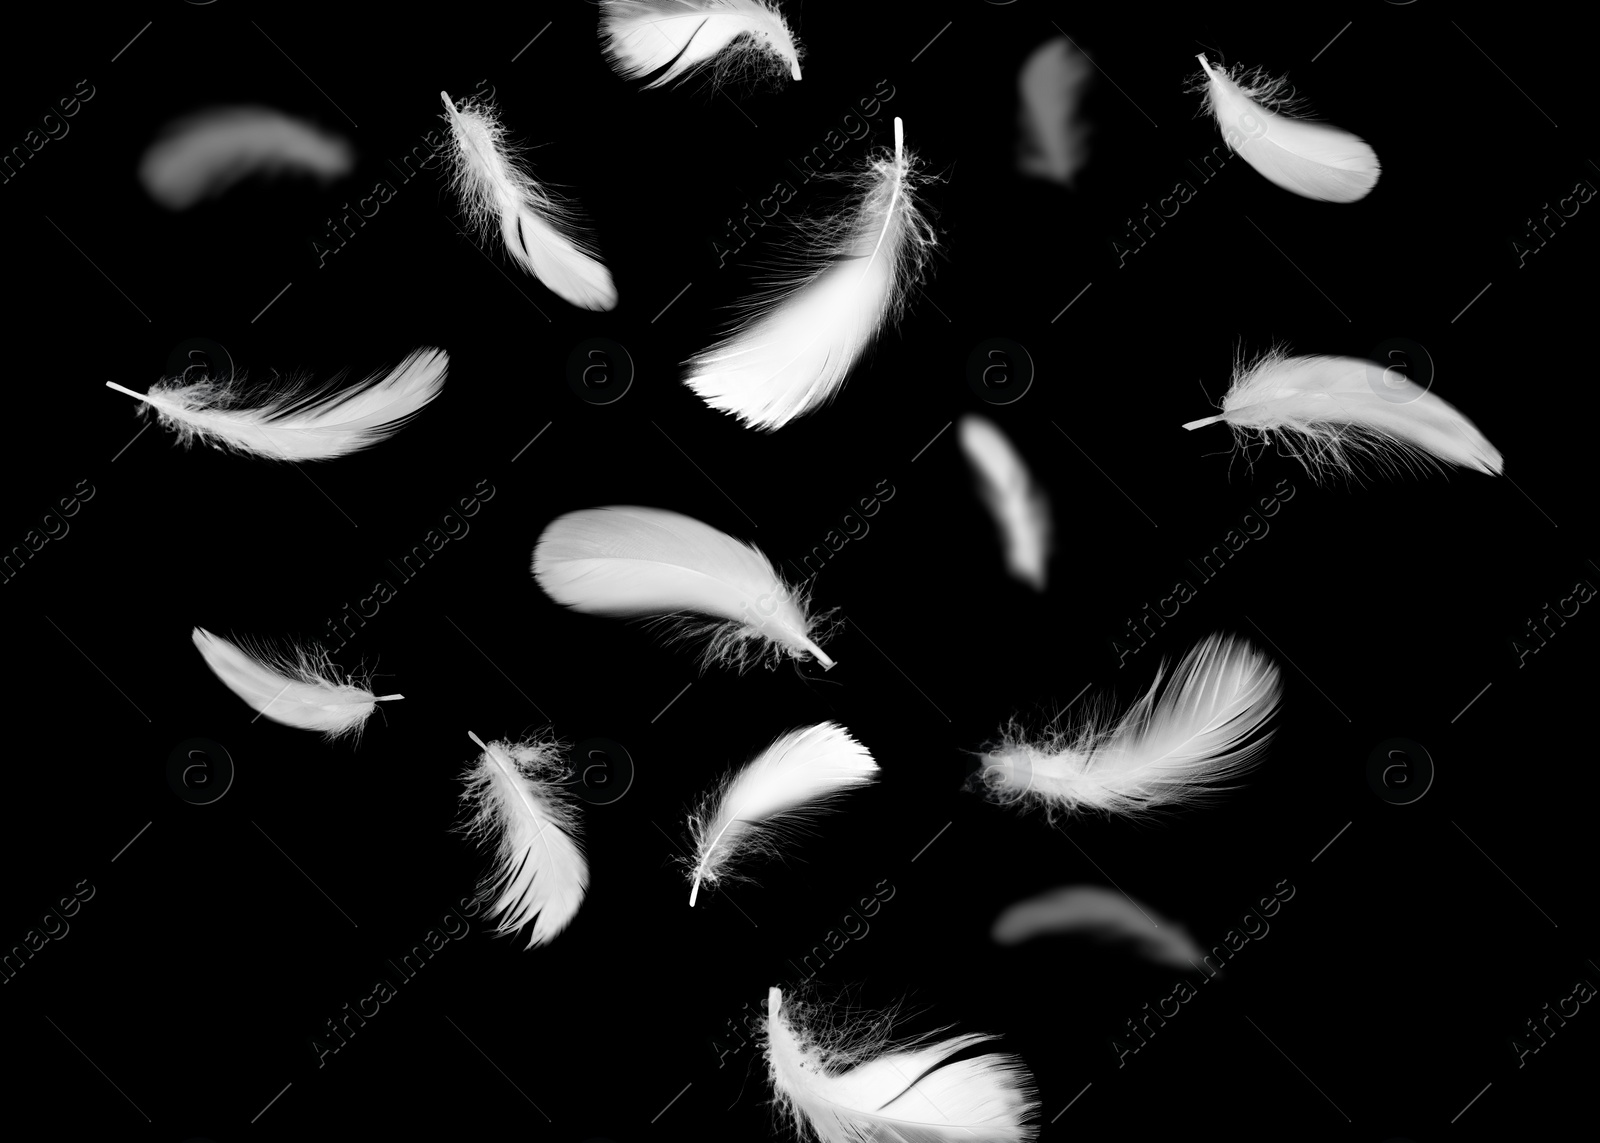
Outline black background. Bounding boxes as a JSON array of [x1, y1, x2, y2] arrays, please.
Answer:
[[2, 2, 1595, 1141]]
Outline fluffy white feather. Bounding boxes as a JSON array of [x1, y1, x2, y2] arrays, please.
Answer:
[[684, 117, 935, 431], [1016, 38, 1093, 187], [1183, 347, 1503, 481], [458, 731, 588, 949], [440, 91, 616, 311], [685, 722, 876, 906], [139, 105, 354, 210], [763, 987, 1038, 1143], [992, 886, 1204, 970], [975, 633, 1281, 819], [1195, 55, 1379, 203], [191, 627, 402, 741], [105, 347, 447, 462], [599, 0, 802, 88], [958, 416, 1052, 591], [532, 505, 836, 672]]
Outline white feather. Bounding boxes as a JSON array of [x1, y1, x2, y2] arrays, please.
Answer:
[[685, 722, 876, 906], [958, 416, 1052, 591], [440, 91, 616, 311], [532, 505, 836, 672], [1195, 55, 1379, 203], [992, 886, 1204, 970], [763, 987, 1038, 1143], [1183, 347, 1503, 482], [458, 731, 588, 949], [138, 105, 353, 210], [976, 633, 1281, 818], [191, 627, 402, 741], [599, 0, 803, 88], [1016, 38, 1093, 187], [684, 117, 935, 431], [105, 347, 447, 462]]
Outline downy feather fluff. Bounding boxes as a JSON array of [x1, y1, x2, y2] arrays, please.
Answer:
[[599, 0, 803, 88], [532, 505, 836, 672], [974, 632, 1281, 819], [763, 987, 1038, 1143], [138, 105, 354, 210], [959, 416, 1052, 591], [1183, 347, 1503, 481], [685, 722, 876, 906], [991, 885, 1204, 971], [1194, 55, 1380, 203], [440, 91, 616, 310], [1016, 37, 1093, 187], [684, 117, 936, 431], [457, 731, 588, 948], [105, 347, 447, 462], [191, 627, 402, 741]]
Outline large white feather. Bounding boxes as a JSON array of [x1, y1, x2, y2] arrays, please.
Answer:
[[105, 347, 447, 462], [532, 505, 836, 672], [992, 886, 1204, 970], [440, 91, 616, 311], [685, 722, 876, 906], [458, 731, 588, 949], [975, 633, 1281, 818], [958, 416, 1052, 591], [763, 987, 1038, 1143], [138, 105, 353, 210], [600, 0, 803, 88], [684, 117, 935, 431], [1195, 55, 1379, 203], [1183, 347, 1503, 482], [191, 627, 402, 741]]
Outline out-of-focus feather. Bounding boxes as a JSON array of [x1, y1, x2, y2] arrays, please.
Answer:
[[959, 416, 1052, 591], [992, 885, 1203, 970], [600, 0, 802, 88], [139, 106, 353, 209], [1016, 38, 1092, 187]]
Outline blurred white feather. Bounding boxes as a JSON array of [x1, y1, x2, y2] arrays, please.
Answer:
[[992, 885, 1203, 969], [138, 106, 353, 210], [599, 0, 803, 88], [958, 416, 1052, 591], [1016, 38, 1092, 187]]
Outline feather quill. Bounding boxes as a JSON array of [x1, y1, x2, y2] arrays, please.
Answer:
[[685, 722, 876, 906], [105, 347, 447, 462], [1195, 54, 1379, 203], [191, 627, 402, 741], [992, 886, 1204, 970], [763, 987, 1038, 1143], [1016, 38, 1093, 187], [974, 633, 1281, 819], [457, 731, 588, 948], [139, 105, 354, 210], [1183, 347, 1503, 481], [599, 0, 803, 88], [958, 416, 1052, 591], [440, 91, 616, 311], [532, 505, 836, 672], [684, 117, 935, 431]]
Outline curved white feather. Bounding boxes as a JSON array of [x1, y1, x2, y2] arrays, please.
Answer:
[[139, 105, 354, 210], [684, 117, 935, 431], [191, 627, 402, 741], [764, 987, 1038, 1143], [1182, 348, 1503, 481], [686, 722, 876, 906], [977, 633, 1281, 818], [958, 416, 1052, 591], [458, 731, 588, 949], [1016, 38, 1092, 187], [105, 347, 448, 462], [600, 0, 802, 87], [1196, 55, 1379, 203], [441, 91, 616, 311], [532, 505, 835, 672], [992, 886, 1204, 970]]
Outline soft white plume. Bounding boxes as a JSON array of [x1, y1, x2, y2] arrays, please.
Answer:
[[763, 987, 1038, 1143], [191, 627, 402, 742], [1183, 347, 1503, 482], [992, 886, 1203, 970], [684, 117, 935, 431], [1016, 38, 1093, 186], [105, 347, 448, 462], [975, 632, 1282, 819], [441, 91, 616, 310], [532, 505, 836, 672], [458, 731, 588, 949], [600, 0, 803, 88], [958, 416, 1052, 591], [139, 105, 354, 210], [685, 723, 877, 906]]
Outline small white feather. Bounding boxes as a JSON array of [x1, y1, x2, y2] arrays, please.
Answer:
[[685, 722, 877, 906], [532, 505, 836, 672], [458, 731, 588, 949], [191, 627, 402, 741], [440, 91, 617, 311], [763, 987, 1038, 1143], [976, 633, 1281, 819], [105, 347, 448, 462], [139, 105, 354, 210], [992, 886, 1204, 970], [1016, 38, 1093, 187], [1195, 55, 1379, 203], [958, 416, 1052, 591], [600, 0, 803, 88], [1183, 347, 1503, 482]]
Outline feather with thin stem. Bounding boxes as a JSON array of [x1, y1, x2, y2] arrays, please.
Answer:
[[599, 0, 803, 89]]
